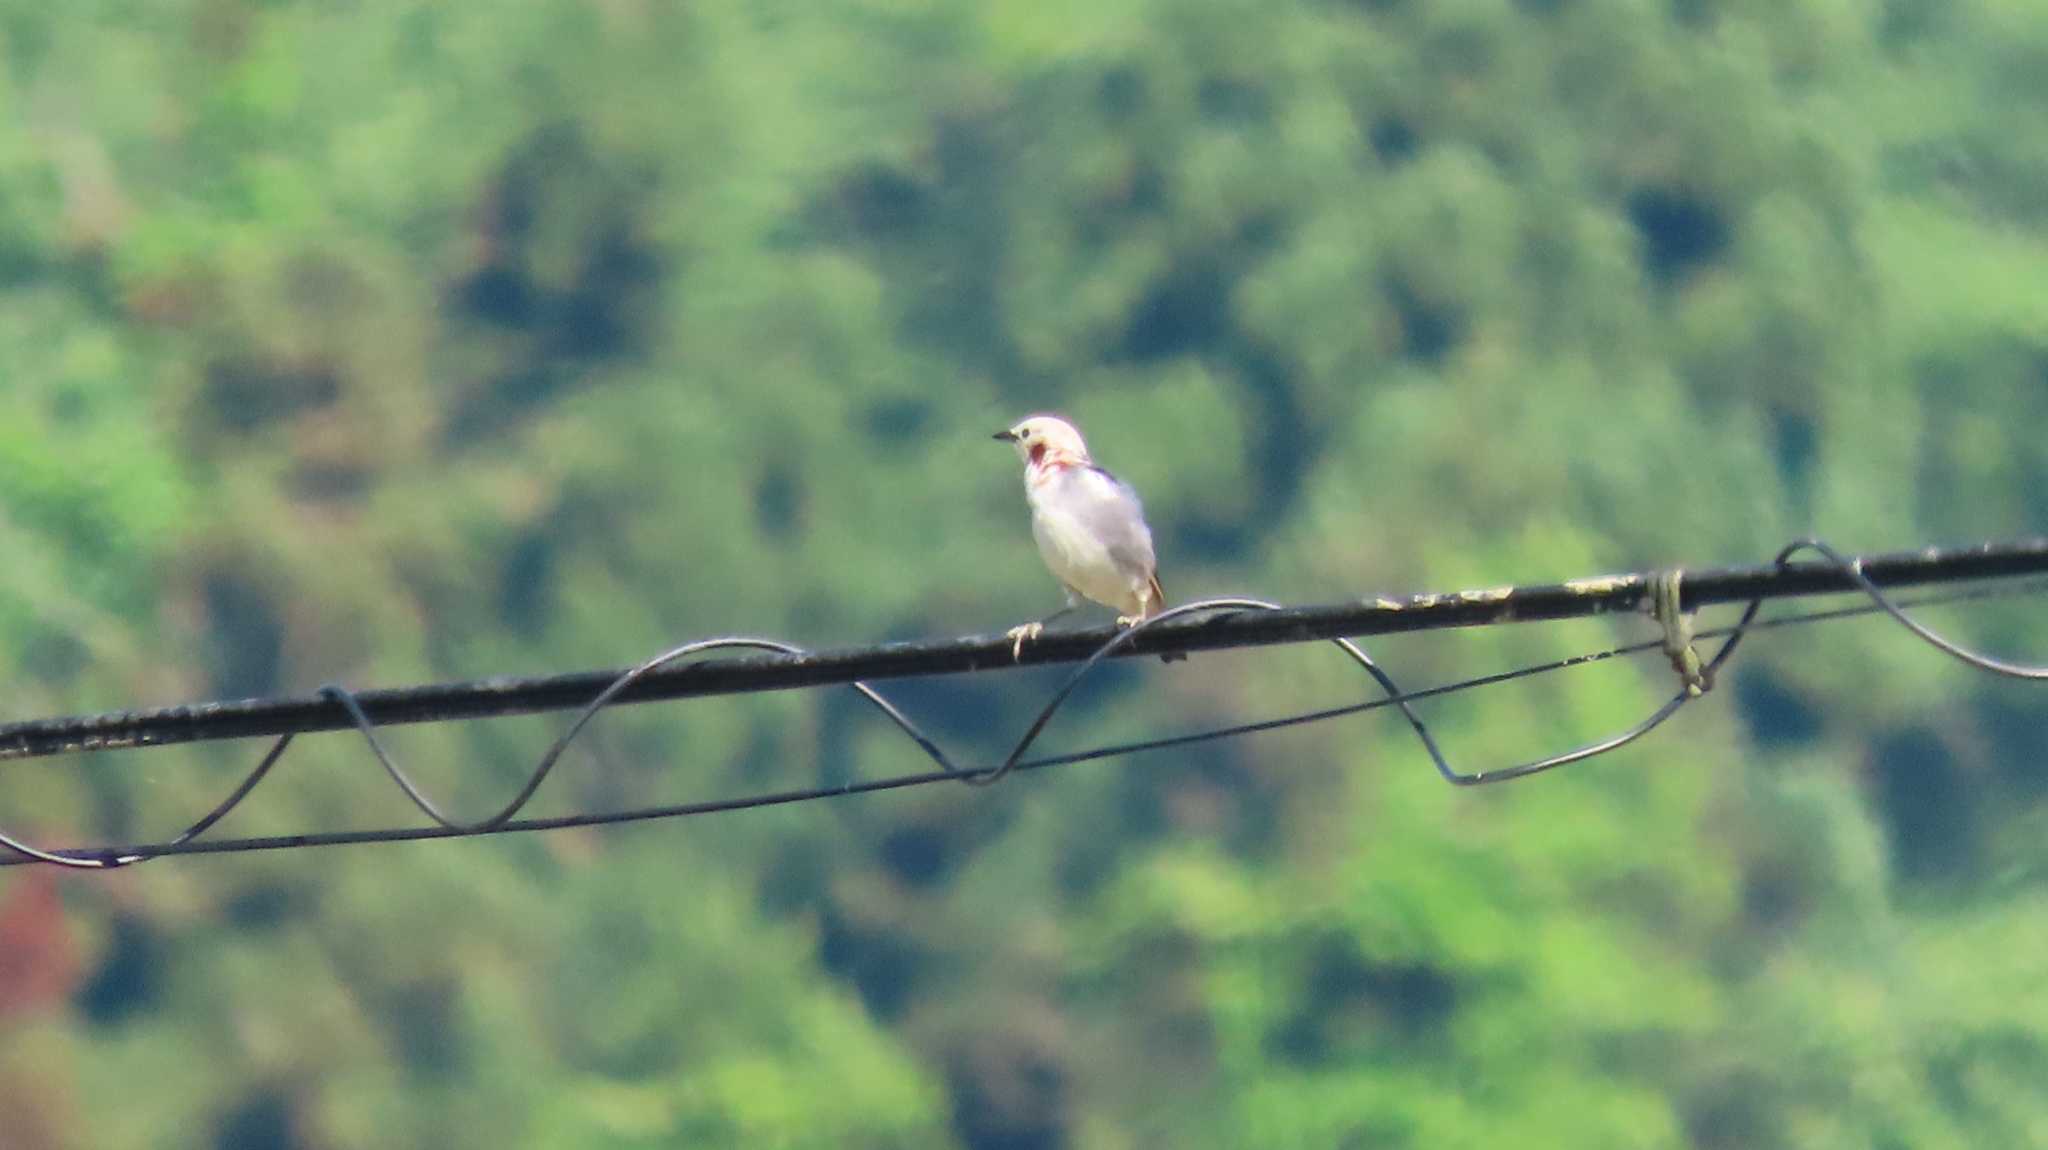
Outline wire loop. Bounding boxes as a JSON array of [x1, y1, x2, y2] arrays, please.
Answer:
[[3, 539, 2045, 866]]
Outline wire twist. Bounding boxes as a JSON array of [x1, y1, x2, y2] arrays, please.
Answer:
[[4, 538, 2044, 868]]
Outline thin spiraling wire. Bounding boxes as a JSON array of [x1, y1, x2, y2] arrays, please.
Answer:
[[3, 539, 2045, 867]]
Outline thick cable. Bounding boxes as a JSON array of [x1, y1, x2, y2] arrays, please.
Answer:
[[1, 541, 2044, 866]]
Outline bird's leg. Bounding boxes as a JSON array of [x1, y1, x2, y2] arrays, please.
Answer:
[[1116, 583, 1158, 630], [1007, 590, 1082, 659]]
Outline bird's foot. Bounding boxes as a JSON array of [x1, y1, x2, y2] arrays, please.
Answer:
[[1115, 614, 1141, 629], [1006, 621, 1044, 660]]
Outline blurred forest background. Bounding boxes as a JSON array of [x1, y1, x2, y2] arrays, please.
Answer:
[[0, 0, 2045, 1146]]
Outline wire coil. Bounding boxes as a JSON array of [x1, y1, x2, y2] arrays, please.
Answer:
[[3, 538, 2045, 868]]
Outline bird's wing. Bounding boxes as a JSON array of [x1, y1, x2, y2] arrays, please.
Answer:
[[1072, 466, 1159, 576]]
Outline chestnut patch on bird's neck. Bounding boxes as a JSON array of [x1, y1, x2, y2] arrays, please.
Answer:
[[1029, 443, 1046, 465]]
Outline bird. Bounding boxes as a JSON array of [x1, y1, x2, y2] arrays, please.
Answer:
[[993, 414, 1184, 663]]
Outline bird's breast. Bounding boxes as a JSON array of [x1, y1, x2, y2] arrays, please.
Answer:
[[1029, 502, 1141, 612]]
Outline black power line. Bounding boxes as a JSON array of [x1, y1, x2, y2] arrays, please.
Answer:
[[3, 537, 2046, 868], [5, 537, 2044, 762]]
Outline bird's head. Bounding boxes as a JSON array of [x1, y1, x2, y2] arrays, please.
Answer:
[[994, 415, 1091, 469]]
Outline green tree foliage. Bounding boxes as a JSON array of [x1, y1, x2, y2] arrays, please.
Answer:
[[0, 0, 2043, 1146]]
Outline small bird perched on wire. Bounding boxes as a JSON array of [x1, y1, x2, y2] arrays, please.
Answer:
[[994, 414, 1184, 663]]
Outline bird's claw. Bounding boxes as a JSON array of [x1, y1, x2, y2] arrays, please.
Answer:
[[1006, 621, 1044, 660], [1115, 614, 1140, 629]]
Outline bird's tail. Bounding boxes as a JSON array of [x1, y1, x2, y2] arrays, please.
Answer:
[[1147, 574, 1186, 664]]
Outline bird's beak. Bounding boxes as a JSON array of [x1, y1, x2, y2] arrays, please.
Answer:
[[992, 429, 1018, 442]]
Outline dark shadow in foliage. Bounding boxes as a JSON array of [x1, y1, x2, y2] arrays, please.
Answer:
[[19, 622, 89, 685], [223, 881, 310, 931], [1368, 115, 1419, 166], [1383, 273, 1464, 364], [1913, 358, 1961, 525], [1627, 186, 1729, 286], [804, 665, 1029, 904], [895, 110, 1017, 378], [758, 835, 832, 918], [1735, 828, 1830, 946], [1422, 20, 1499, 79], [1733, 664, 1823, 749], [1871, 726, 1979, 881], [1002, 60, 1164, 252], [1771, 404, 1819, 521], [1669, 0, 1716, 30], [869, 791, 1020, 895], [1914, 338, 2048, 528], [1741, 856, 1817, 938], [1682, 1067, 1788, 1150], [202, 360, 341, 436], [754, 459, 804, 541], [1055, 739, 1281, 899], [202, 570, 284, 699], [444, 125, 665, 445], [1232, 340, 1317, 548], [878, 810, 974, 892], [212, 1085, 303, 1150], [817, 900, 930, 1022], [1169, 508, 1253, 569], [1111, 928, 1219, 1082], [862, 396, 934, 443], [460, 262, 536, 328], [1120, 251, 1230, 363], [1151, 345, 1306, 562], [813, 162, 932, 241], [1878, 0, 1951, 47], [1198, 76, 1270, 126], [1110, 218, 1305, 561], [879, 824, 947, 889], [498, 528, 556, 637], [1047, 722, 1283, 900], [77, 913, 162, 1026], [385, 978, 465, 1079], [1051, 826, 1122, 901], [1080, 157, 1166, 251], [945, 1015, 1074, 1150], [1927, 1026, 2048, 1119], [1097, 65, 1145, 120], [1267, 932, 1458, 1067], [1974, 692, 2048, 801], [558, 221, 661, 359], [291, 461, 372, 504]]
